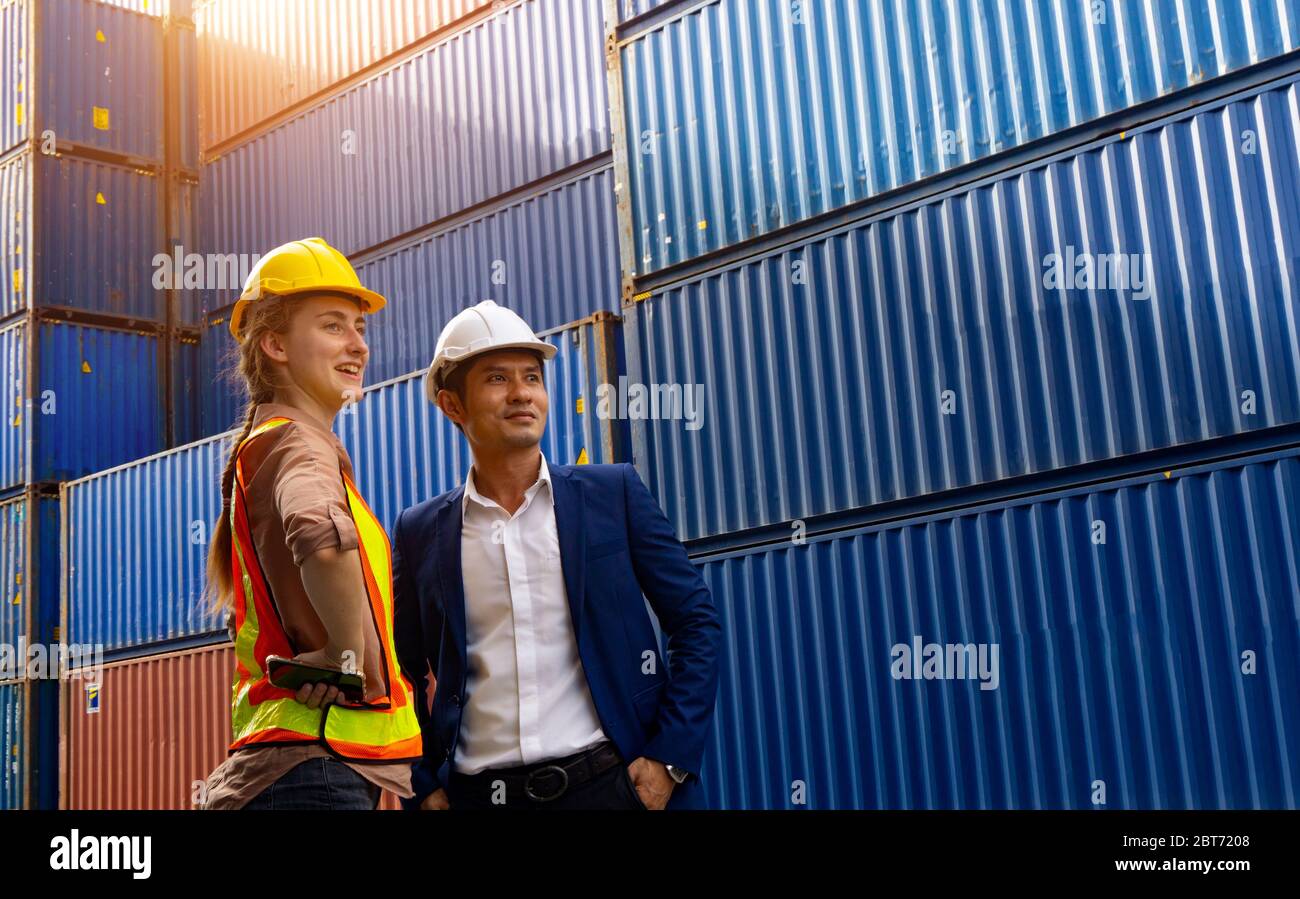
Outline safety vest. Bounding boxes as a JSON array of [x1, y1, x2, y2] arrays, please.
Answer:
[[227, 416, 422, 762]]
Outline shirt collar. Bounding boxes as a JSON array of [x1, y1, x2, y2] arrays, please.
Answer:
[[462, 454, 552, 520]]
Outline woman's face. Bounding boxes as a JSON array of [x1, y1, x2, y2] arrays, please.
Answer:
[[261, 294, 369, 412]]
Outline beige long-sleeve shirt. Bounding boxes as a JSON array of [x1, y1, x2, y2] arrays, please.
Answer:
[[202, 402, 414, 809]]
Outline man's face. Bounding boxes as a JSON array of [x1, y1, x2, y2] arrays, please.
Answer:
[[440, 349, 548, 452], [263, 293, 369, 409]]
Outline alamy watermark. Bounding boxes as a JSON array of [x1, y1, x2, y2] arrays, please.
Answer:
[[1042, 246, 1152, 300], [152, 245, 262, 291], [890, 635, 1000, 691], [0, 638, 103, 682], [595, 377, 705, 431]]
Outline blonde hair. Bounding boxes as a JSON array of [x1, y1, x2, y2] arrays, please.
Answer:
[[204, 297, 301, 611]]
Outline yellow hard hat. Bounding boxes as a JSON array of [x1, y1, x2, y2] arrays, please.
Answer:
[[229, 237, 386, 339]]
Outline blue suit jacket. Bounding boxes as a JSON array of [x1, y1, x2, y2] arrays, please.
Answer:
[[392, 462, 721, 810]]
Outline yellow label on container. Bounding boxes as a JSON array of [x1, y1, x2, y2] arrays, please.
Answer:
[[95, 191, 106, 205], [14, 102, 23, 127], [14, 572, 21, 585], [81, 360, 92, 373], [697, 219, 708, 230], [93, 106, 110, 130], [95, 29, 106, 43], [11, 413, 19, 427], [576, 448, 590, 465], [12, 269, 20, 293], [575, 396, 585, 414], [11, 593, 19, 606]]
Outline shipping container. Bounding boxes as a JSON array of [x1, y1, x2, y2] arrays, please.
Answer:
[[340, 310, 630, 532], [613, 0, 1300, 278], [0, 677, 56, 809], [59, 642, 227, 809], [58, 642, 405, 808], [61, 429, 227, 658], [196, 0, 496, 151], [170, 331, 199, 446], [199, 0, 609, 261], [0, 149, 166, 321], [166, 177, 203, 325], [0, 0, 165, 161], [626, 71, 1300, 543], [0, 493, 58, 676], [0, 678, 25, 808], [613, 0, 674, 25], [0, 316, 167, 491], [171, 19, 198, 170], [694, 442, 1300, 809]]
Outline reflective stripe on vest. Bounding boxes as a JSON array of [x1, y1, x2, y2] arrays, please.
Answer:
[[228, 416, 422, 761]]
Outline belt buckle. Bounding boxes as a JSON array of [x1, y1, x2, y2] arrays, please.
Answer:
[[524, 764, 569, 802]]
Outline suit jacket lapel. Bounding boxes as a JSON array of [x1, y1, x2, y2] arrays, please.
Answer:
[[434, 489, 467, 666], [550, 467, 587, 641]]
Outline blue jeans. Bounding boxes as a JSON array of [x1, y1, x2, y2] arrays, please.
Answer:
[[243, 758, 381, 810]]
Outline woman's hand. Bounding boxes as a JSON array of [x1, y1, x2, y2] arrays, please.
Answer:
[[294, 682, 344, 709], [420, 788, 450, 810]]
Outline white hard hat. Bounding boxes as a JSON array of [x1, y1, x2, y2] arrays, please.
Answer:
[[424, 300, 556, 402]]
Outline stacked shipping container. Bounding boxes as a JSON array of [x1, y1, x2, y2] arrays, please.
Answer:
[[608, 0, 1300, 807], [0, 0, 197, 807]]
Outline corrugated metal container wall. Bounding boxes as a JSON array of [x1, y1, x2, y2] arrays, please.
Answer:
[[340, 313, 630, 531], [170, 178, 204, 325], [0, 495, 54, 677], [199, 0, 609, 260], [0, 679, 25, 809], [174, 21, 199, 170], [62, 431, 227, 657], [197, 308, 239, 438], [0, 320, 23, 491], [196, 0, 496, 151], [59, 643, 229, 809], [695, 444, 1300, 809], [0, 151, 164, 321], [617, 0, 1300, 276], [32, 320, 165, 485], [355, 165, 621, 385], [627, 73, 1300, 543], [0, 497, 26, 654], [614, 0, 674, 23], [171, 332, 200, 446], [0, 0, 165, 161]]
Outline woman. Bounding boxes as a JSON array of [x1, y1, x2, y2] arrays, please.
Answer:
[[201, 238, 422, 810]]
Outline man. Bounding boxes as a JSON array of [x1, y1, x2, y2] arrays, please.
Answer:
[[392, 301, 720, 810]]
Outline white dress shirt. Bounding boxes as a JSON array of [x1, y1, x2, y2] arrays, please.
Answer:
[[454, 455, 607, 774]]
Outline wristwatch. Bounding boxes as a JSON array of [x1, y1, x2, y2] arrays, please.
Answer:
[[665, 764, 691, 785]]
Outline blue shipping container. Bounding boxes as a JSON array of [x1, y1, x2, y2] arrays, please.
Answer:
[[0, 679, 26, 809], [0, 493, 58, 672], [0, 149, 166, 321], [0, 0, 165, 161], [694, 442, 1300, 809], [0, 317, 167, 491], [199, 0, 609, 261], [615, 0, 1300, 276], [627, 71, 1300, 543], [61, 432, 228, 657], [62, 312, 626, 654]]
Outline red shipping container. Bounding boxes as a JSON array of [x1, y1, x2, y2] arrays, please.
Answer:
[[60, 643, 408, 809]]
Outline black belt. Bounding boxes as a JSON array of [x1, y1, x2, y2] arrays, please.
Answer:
[[451, 741, 623, 803]]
